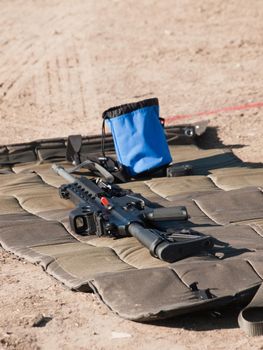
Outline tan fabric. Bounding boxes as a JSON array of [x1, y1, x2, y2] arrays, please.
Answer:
[[37, 209, 71, 223], [15, 187, 74, 217], [249, 220, 263, 236], [145, 176, 218, 199], [170, 146, 241, 174], [12, 161, 42, 173], [246, 256, 263, 279], [194, 224, 263, 251], [170, 144, 222, 161], [194, 187, 263, 225], [209, 167, 263, 190], [210, 166, 254, 175], [88, 236, 168, 269], [89, 266, 243, 321], [14, 246, 55, 266], [0, 165, 12, 174], [166, 192, 219, 225], [120, 180, 165, 202], [0, 196, 25, 214], [37, 146, 66, 163], [90, 268, 196, 320], [5, 145, 36, 164], [173, 260, 262, 297], [0, 173, 43, 195], [13, 162, 69, 188], [33, 242, 134, 290], [0, 215, 75, 250], [1, 133, 263, 323]]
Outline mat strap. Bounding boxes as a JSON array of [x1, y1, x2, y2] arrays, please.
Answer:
[[238, 283, 263, 336]]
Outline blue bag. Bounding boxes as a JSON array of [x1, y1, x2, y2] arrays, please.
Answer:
[[102, 98, 172, 177]]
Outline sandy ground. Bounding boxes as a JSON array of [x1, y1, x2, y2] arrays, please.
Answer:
[[0, 0, 263, 349]]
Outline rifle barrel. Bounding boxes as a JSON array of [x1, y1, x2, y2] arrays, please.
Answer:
[[52, 164, 76, 183]]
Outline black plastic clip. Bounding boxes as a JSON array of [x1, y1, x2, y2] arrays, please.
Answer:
[[190, 282, 215, 300], [166, 164, 193, 177], [66, 135, 82, 165]]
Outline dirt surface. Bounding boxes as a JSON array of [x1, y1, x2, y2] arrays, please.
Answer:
[[0, 0, 263, 349]]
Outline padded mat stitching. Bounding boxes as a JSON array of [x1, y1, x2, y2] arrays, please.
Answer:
[[208, 168, 263, 192], [54, 222, 168, 269], [205, 176, 221, 189], [144, 176, 219, 200], [32, 170, 58, 188], [5, 194, 46, 221], [246, 260, 263, 280], [12, 194, 47, 220], [35, 249, 56, 269], [83, 239, 147, 269], [143, 181, 172, 200], [33, 220, 139, 270], [45, 260, 92, 292], [3, 194, 76, 247], [192, 198, 220, 224], [46, 258, 131, 283], [88, 280, 115, 311], [45, 256, 81, 279], [203, 176, 224, 192], [103, 244, 137, 270], [194, 187, 263, 225], [11, 187, 73, 222], [13, 246, 56, 266], [22, 241, 78, 250], [249, 224, 263, 238], [30, 170, 62, 189], [123, 180, 169, 202], [93, 245, 152, 269], [168, 266, 192, 289], [208, 174, 224, 190], [0, 195, 32, 215], [13, 195, 26, 210]]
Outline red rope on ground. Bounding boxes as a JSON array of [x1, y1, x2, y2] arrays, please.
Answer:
[[165, 101, 263, 124]]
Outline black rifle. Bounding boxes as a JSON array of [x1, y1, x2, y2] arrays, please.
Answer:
[[52, 164, 214, 263]]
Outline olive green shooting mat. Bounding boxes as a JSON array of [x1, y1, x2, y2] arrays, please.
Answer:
[[1, 125, 263, 336]]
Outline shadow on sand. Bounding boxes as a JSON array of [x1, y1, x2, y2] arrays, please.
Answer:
[[197, 126, 262, 168], [148, 305, 244, 331]]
